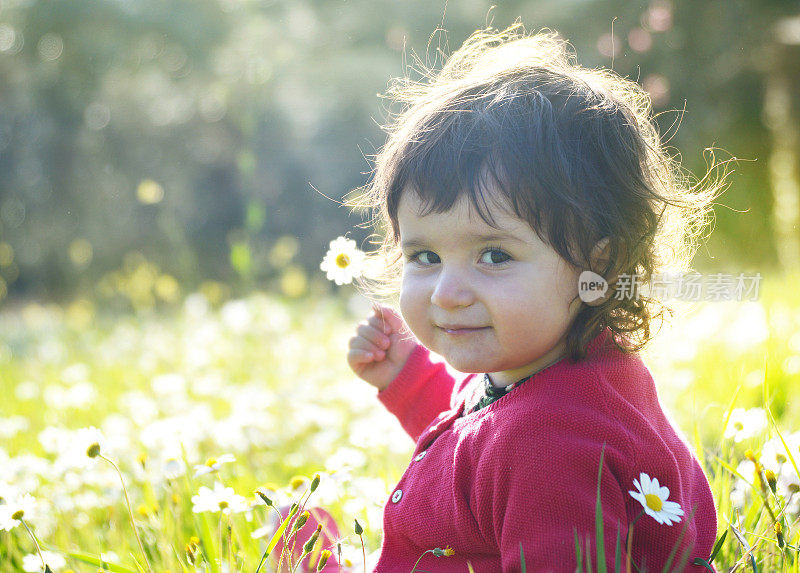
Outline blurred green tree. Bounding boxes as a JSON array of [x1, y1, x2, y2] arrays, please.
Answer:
[[0, 0, 796, 302]]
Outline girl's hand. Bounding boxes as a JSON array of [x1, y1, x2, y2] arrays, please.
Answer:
[[347, 305, 418, 391]]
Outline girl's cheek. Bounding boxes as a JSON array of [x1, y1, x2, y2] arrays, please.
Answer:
[[399, 278, 427, 325]]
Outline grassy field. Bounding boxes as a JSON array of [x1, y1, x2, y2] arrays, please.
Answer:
[[1, 274, 799, 572]]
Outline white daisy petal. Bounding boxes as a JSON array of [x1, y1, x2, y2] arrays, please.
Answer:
[[662, 501, 684, 515]]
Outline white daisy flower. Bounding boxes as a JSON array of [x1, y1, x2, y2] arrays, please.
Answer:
[[191, 483, 248, 515], [22, 550, 66, 572], [723, 408, 768, 442], [163, 458, 185, 480], [0, 493, 38, 530], [628, 472, 684, 525], [0, 505, 15, 531], [320, 237, 366, 285], [193, 453, 235, 477]]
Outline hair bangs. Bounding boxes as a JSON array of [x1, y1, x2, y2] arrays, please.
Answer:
[[387, 108, 506, 232], [384, 92, 576, 251]]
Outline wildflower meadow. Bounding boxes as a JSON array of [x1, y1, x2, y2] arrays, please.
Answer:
[[2, 269, 800, 572]]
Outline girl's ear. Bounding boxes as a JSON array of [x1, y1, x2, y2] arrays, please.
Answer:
[[590, 237, 618, 283], [582, 237, 620, 308]]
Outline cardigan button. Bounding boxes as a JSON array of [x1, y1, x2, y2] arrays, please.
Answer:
[[391, 489, 403, 503], [414, 451, 427, 461]]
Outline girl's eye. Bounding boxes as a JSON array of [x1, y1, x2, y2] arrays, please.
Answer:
[[410, 251, 441, 265], [480, 249, 511, 265]]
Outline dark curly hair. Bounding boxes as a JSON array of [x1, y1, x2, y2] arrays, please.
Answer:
[[352, 24, 719, 361]]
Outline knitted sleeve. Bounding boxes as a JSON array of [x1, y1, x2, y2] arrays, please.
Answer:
[[377, 345, 456, 442]]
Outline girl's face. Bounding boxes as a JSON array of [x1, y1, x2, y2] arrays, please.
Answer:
[[397, 187, 583, 387]]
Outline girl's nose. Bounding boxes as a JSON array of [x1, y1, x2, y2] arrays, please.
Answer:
[[430, 268, 474, 309]]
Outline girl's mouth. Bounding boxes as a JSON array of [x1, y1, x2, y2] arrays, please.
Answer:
[[438, 325, 490, 335]]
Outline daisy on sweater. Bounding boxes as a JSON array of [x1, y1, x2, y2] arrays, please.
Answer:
[[347, 24, 719, 572]]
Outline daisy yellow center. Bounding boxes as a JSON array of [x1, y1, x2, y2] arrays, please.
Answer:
[[645, 493, 663, 512], [205, 458, 217, 467], [335, 253, 350, 268]]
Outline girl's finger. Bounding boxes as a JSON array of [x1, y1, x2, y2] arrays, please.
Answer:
[[348, 336, 387, 356], [347, 347, 384, 366], [366, 313, 392, 334], [369, 305, 404, 334], [356, 322, 392, 348]]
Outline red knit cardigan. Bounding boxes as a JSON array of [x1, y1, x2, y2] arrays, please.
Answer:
[[373, 329, 717, 572]]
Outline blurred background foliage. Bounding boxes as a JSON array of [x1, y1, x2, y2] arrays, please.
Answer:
[[0, 0, 799, 306]]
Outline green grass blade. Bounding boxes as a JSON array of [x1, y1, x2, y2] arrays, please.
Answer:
[[691, 557, 715, 572], [661, 504, 696, 573], [761, 354, 798, 480], [198, 511, 220, 573], [595, 445, 607, 573], [765, 403, 800, 483], [613, 527, 621, 573], [709, 529, 727, 564], [719, 383, 743, 449], [575, 529, 584, 572], [520, 542, 526, 573], [68, 552, 139, 573], [729, 521, 758, 573], [713, 454, 754, 487], [265, 512, 293, 557]]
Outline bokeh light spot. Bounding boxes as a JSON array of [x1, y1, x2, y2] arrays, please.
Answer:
[[280, 265, 308, 298], [776, 16, 800, 45], [0, 24, 22, 54], [199, 92, 227, 122], [642, 74, 670, 108], [155, 274, 180, 302], [200, 281, 228, 306], [68, 239, 93, 267], [137, 179, 165, 204], [645, 0, 673, 33], [37, 33, 64, 61], [268, 235, 299, 267], [66, 298, 95, 329], [85, 102, 111, 130], [1, 198, 25, 228], [628, 28, 653, 53], [597, 33, 622, 59], [0, 242, 14, 266]]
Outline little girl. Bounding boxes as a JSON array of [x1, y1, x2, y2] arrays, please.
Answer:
[[347, 25, 717, 571]]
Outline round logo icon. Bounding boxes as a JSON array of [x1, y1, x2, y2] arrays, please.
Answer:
[[578, 270, 609, 304]]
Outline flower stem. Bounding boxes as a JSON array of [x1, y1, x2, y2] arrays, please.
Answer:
[[227, 517, 233, 573], [255, 551, 268, 573], [625, 511, 644, 573], [20, 519, 46, 571], [359, 533, 366, 573], [100, 454, 153, 573], [411, 550, 433, 572]]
